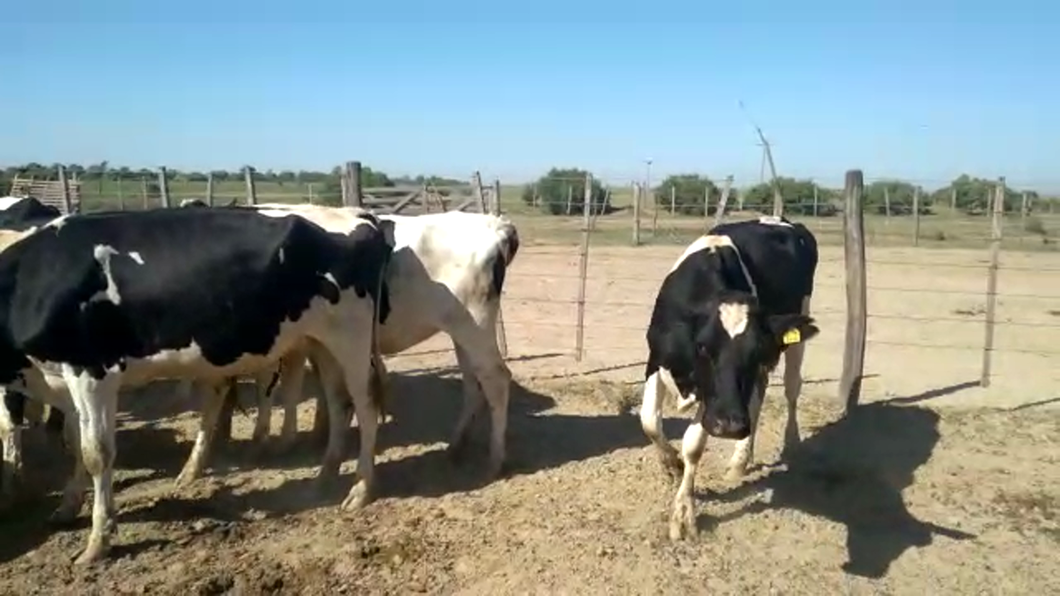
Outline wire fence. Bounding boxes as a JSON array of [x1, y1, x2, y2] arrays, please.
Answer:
[[410, 173, 1060, 397]]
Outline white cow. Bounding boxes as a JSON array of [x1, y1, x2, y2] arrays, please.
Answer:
[[195, 206, 520, 478]]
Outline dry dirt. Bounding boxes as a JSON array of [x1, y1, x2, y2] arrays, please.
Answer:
[[1, 242, 1058, 595]]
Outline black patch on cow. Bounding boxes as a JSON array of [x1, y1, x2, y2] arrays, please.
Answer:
[[644, 242, 754, 394], [709, 218, 818, 313], [0, 197, 62, 231], [488, 221, 520, 299], [0, 206, 392, 383]]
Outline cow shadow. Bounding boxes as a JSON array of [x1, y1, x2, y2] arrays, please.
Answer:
[[707, 394, 976, 579], [120, 372, 667, 521]]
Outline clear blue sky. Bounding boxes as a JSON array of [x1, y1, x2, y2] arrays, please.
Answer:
[[2, 1, 1055, 190]]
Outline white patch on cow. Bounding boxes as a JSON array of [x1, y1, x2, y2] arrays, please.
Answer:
[[278, 247, 285, 264], [44, 215, 71, 231], [718, 302, 749, 338], [0, 227, 39, 252], [91, 245, 122, 305], [323, 272, 340, 292], [127, 251, 145, 265], [255, 209, 298, 219], [0, 196, 27, 210], [758, 215, 792, 227], [655, 367, 697, 412], [669, 234, 759, 297], [669, 235, 736, 273]]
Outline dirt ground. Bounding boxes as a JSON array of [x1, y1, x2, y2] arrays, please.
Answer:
[[1, 243, 1058, 595]]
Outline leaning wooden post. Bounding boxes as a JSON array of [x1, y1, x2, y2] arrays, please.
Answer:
[[631, 182, 642, 246], [471, 172, 487, 213], [243, 166, 258, 205], [205, 172, 215, 206], [912, 187, 921, 246], [839, 169, 868, 413], [158, 166, 171, 208], [344, 161, 363, 207], [57, 165, 73, 214], [713, 175, 734, 229], [981, 177, 1005, 388], [575, 172, 593, 362]]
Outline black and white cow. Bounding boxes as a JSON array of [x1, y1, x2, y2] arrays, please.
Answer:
[[0, 205, 392, 564], [0, 196, 64, 494], [196, 205, 520, 479], [640, 215, 819, 541]]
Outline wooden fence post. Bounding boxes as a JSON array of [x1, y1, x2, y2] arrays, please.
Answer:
[[471, 172, 487, 213], [575, 172, 593, 362], [1021, 191, 1028, 223], [912, 187, 921, 246], [205, 172, 215, 206], [883, 186, 891, 220], [669, 184, 676, 215], [812, 183, 819, 217], [950, 187, 957, 212], [116, 178, 125, 211], [981, 177, 1005, 388], [839, 169, 868, 413], [243, 166, 258, 205], [344, 161, 363, 207], [565, 184, 573, 215], [651, 185, 658, 236], [57, 165, 73, 214], [631, 182, 642, 246], [492, 178, 502, 214], [714, 175, 734, 229], [158, 167, 171, 208], [140, 176, 148, 210]]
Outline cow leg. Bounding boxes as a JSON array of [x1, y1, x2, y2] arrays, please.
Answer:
[[274, 348, 309, 453], [51, 418, 90, 525], [443, 307, 510, 478], [670, 403, 708, 541], [309, 306, 376, 510], [726, 372, 767, 480], [0, 392, 22, 506], [308, 357, 330, 446], [446, 343, 486, 462], [175, 382, 227, 488], [62, 366, 122, 565], [639, 371, 681, 481], [781, 296, 811, 459], [215, 384, 237, 445]]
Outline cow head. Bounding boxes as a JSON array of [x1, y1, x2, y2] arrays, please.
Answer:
[[692, 292, 818, 439]]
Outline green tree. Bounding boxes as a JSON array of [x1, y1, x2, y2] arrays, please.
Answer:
[[864, 180, 931, 215], [742, 177, 839, 216], [929, 174, 1030, 214], [653, 174, 718, 216], [520, 167, 610, 215]]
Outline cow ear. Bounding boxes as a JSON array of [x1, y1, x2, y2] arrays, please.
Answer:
[[766, 313, 819, 349]]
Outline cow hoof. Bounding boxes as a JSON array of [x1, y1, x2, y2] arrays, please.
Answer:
[[73, 543, 108, 566], [446, 439, 471, 464], [341, 482, 370, 511], [660, 452, 682, 482], [724, 463, 748, 482], [668, 499, 697, 541], [173, 469, 198, 490], [49, 500, 84, 526]]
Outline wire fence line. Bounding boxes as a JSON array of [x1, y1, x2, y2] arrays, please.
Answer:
[[445, 170, 1060, 407]]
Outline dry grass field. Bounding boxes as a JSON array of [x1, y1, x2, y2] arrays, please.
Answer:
[[1, 210, 1058, 595]]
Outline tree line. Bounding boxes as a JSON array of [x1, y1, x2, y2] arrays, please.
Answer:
[[3, 162, 1056, 217]]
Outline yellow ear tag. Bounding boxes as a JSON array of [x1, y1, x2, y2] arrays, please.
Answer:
[[782, 328, 801, 345]]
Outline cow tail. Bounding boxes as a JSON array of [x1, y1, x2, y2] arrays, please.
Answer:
[[488, 218, 520, 300]]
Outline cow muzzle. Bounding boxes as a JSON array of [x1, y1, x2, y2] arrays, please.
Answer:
[[707, 416, 751, 440]]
